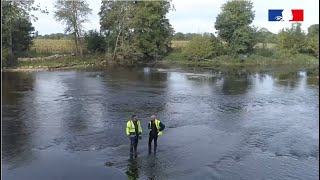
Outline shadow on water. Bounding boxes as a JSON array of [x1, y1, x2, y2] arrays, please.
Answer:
[[2, 72, 35, 168]]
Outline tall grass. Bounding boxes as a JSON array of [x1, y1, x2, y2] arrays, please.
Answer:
[[31, 39, 76, 55], [171, 41, 189, 49]]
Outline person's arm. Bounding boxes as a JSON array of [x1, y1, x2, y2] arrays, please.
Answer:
[[159, 122, 165, 131], [126, 121, 130, 136], [148, 122, 151, 130]]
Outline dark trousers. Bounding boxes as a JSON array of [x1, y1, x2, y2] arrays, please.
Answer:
[[148, 134, 158, 152], [130, 136, 139, 154]]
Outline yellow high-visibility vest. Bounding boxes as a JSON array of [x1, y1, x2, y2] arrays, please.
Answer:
[[149, 119, 163, 136], [126, 120, 142, 136]]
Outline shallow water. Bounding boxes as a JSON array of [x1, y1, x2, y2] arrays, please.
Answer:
[[2, 66, 319, 180]]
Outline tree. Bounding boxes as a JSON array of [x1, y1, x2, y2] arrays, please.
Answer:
[[308, 34, 319, 58], [173, 32, 185, 40], [214, 0, 255, 55], [307, 24, 319, 58], [256, 27, 277, 48], [1, 0, 46, 67], [131, 1, 174, 61], [54, 0, 92, 57], [277, 23, 307, 54], [84, 30, 107, 53], [99, 1, 136, 60], [12, 18, 35, 56], [99, 1, 174, 63], [307, 24, 319, 38]]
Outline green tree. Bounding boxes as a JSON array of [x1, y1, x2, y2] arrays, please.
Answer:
[[307, 24, 319, 38], [277, 23, 307, 54], [1, 0, 46, 67], [84, 30, 107, 53], [214, 0, 256, 55], [308, 35, 319, 58], [256, 27, 277, 48], [54, 0, 92, 57], [12, 18, 35, 56], [131, 1, 174, 61], [229, 26, 257, 55], [173, 32, 185, 40], [99, 1, 174, 63], [99, 1, 136, 60], [307, 24, 319, 58]]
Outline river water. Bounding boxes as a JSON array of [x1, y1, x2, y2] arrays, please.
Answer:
[[2, 66, 319, 180]]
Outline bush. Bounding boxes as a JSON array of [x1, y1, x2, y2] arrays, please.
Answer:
[[165, 49, 185, 61], [307, 35, 319, 58], [253, 48, 274, 57], [182, 35, 224, 61], [84, 30, 107, 53], [277, 23, 307, 54]]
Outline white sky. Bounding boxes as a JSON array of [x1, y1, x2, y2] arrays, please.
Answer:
[[32, 0, 319, 35]]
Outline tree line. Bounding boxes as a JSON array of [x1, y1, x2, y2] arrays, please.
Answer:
[[1, 0, 319, 68]]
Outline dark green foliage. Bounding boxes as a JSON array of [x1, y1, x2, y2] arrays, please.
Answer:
[[1, 1, 40, 67], [36, 33, 73, 39], [214, 0, 256, 55], [277, 23, 307, 54], [99, 1, 174, 63], [182, 34, 224, 60], [172, 32, 203, 41], [307, 24, 319, 38], [1, 0, 47, 67], [256, 27, 277, 46], [306, 24, 319, 58], [84, 30, 107, 53]]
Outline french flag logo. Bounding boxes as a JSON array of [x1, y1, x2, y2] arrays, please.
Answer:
[[268, 9, 304, 22]]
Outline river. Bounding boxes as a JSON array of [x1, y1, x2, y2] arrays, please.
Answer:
[[2, 66, 319, 180]]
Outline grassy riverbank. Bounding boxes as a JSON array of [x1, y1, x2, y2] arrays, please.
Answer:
[[4, 39, 318, 71], [164, 49, 319, 67], [11, 55, 106, 71]]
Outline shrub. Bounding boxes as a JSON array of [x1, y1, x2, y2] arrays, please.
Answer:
[[84, 30, 107, 53], [182, 35, 224, 61]]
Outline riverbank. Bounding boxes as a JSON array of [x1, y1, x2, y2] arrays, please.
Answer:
[[164, 49, 319, 67], [3, 51, 319, 72], [3, 55, 107, 72]]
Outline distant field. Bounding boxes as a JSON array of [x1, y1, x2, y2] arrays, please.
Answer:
[[31, 39, 75, 54], [254, 43, 276, 49], [31, 39, 276, 55], [171, 41, 189, 48], [171, 41, 276, 49]]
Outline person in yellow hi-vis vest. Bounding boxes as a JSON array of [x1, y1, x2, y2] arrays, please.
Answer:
[[126, 115, 142, 156], [148, 115, 165, 154]]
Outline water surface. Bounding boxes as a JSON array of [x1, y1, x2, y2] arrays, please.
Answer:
[[2, 66, 319, 180]]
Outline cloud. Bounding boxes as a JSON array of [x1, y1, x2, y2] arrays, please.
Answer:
[[32, 0, 319, 35]]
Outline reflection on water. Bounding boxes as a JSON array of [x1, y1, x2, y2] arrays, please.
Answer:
[[2, 72, 35, 169], [126, 159, 140, 180], [2, 66, 319, 180]]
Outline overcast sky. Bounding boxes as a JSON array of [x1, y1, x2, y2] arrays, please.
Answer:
[[33, 0, 319, 35]]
